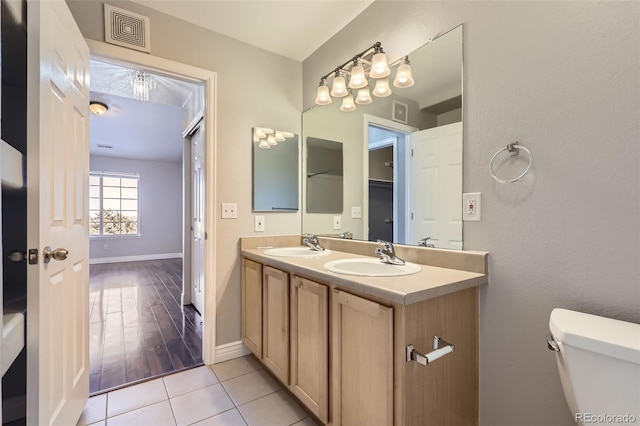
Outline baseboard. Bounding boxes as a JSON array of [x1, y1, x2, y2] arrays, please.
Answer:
[[90, 253, 183, 265], [214, 340, 251, 363]]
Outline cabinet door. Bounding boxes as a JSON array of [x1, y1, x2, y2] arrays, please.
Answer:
[[241, 259, 262, 357], [332, 289, 393, 426], [263, 266, 290, 384], [290, 276, 328, 423]]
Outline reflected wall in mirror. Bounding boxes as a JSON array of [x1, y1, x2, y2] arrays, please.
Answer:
[[302, 25, 463, 248], [306, 137, 343, 213], [252, 128, 299, 212]]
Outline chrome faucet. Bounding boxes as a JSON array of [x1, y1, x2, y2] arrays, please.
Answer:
[[418, 237, 435, 248], [375, 240, 405, 265], [339, 231, 353, 239], [302, 234, 325, 251]]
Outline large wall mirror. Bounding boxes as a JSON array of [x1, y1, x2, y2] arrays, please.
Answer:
[[302, 25, 463, 249], [253, 128, 299, 212]]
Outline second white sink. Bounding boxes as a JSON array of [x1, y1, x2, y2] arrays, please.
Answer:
[[263, 247, 332, 257], [324, 258, 422, 277]]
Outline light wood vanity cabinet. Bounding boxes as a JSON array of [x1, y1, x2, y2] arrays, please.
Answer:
[[262, 266, 290, 384], [241, 255, 480, 426]]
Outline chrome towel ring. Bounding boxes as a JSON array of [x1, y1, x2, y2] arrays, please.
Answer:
[[489, 142, 533, 184]]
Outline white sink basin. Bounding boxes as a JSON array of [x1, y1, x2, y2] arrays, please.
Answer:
[[2, 313, 25, 376], [324, 258, 422, 277], [263, 247, 332, 257]]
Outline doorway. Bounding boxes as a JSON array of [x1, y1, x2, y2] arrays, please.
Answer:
[[88, 58, 207, 394]]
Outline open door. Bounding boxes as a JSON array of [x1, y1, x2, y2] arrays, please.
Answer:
[[26, 0, 90, 423], [191, 124, 205, 315], [409, 122, 463, 249]]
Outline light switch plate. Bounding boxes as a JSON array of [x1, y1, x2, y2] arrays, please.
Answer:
[[254, 215, 265, 232], [463, 193, 481, 221], [333, 215, 342, 230], [351, 206, 362, 219], [222, 203, 238, 219]]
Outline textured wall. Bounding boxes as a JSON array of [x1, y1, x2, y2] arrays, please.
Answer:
[[89, 155, 182, 259], [67, 0, 302, 345], [303, 2, 639, 425]]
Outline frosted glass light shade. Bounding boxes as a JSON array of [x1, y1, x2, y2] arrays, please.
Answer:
[[255, 128, 266, 138], [340, 93, 356, 112], [369, 52, 390, 78], [282, 132, 294, 138], [275, 131, 285, 142], [373, 77, 392, 97], [315, 82, 332, 105], [331, 75, 348, 97], [393, 62, 415, 88], [349, 64, 368, 89], [267, 134, 277, 145], [258, 140, 270, 149], [355, 87, 372, 104]]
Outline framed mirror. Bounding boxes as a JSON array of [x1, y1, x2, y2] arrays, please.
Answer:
[[302, 25, 463, 248], [252, 128, 299, 212]]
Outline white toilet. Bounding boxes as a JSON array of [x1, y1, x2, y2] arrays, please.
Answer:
[[548, 308, 640, 424]]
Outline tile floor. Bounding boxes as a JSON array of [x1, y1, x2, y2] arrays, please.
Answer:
[[77, 355, 319, 426]]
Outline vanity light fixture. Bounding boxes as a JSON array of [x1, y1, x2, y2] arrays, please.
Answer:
[[129, 70, 156, 101], [314, 41, 415, 112], [89, 101, 109, 115], [253, 127, 296, 149]]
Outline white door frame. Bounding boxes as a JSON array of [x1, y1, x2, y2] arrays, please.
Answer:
[[362, 114, 417, 242], [86, 39, 218, 364]]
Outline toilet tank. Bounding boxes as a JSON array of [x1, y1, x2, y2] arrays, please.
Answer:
[[549, 308, 640, 424]]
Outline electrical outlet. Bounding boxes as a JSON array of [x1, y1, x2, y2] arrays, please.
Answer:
[[254, 215, 265, 232], [463, 193, 481, 221], [333, 215, 342, 230], [222, 203, 238, 219], [351, 206, 362, 219]]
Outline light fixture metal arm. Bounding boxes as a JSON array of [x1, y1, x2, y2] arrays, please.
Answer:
[[318, 41, 382, 82]]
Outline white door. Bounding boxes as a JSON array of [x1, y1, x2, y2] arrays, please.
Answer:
[[191, 125, 205, 315], [26, 0, 90, 424], [409, 122, 463, 249]]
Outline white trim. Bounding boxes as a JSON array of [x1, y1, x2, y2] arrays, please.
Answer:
[[363, 114, 418, 241], [89, 253, 182, 265], [213, 341, 251, 364], [87, 39, 218, 365]]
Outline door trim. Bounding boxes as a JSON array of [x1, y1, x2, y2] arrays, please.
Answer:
[[86, 39, 218, 364]]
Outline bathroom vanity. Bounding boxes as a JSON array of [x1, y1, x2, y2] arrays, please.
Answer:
[[240, 236, 488, 426]]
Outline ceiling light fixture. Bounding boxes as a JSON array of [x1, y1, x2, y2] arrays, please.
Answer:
[[129, 70, 156, 101], [314, 41, 415, 112], [253, 127, 296, 149], [89, 101, 109, 115]]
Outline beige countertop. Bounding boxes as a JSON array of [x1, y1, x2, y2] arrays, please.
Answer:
[[241, 247, 487, 305]]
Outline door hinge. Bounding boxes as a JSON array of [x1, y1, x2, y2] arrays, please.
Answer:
[[28, 248, 39, 265], [411, 149, 414, 157], [411, 212, 414, 220], [205, 232, 208, 240]]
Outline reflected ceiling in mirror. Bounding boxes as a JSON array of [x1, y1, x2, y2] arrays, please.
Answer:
[[253, 128, 299, 212], [302, 25, 463, 249]]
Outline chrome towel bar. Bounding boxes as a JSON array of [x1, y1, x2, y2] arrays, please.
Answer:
[[406, 335, 455, 366]]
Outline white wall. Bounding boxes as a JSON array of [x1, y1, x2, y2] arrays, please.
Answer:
[[89, 155, 182, 259], [67, 0, 302, 345], [304, 2, 639, 425]]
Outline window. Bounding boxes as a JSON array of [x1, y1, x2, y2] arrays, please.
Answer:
[[90, 173, 139, 236]]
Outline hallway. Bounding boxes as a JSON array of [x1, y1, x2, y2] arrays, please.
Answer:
[[89, 259, 202, 394]]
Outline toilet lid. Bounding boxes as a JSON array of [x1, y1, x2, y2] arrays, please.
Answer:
[[549, 308, 640, 365]]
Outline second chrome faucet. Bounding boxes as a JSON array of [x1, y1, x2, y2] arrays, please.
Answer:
[[303, 234, 325, 251], [375, 240, 405, 265]]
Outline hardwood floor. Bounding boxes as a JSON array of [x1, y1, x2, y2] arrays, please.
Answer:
[[89, 259, 203, 394]]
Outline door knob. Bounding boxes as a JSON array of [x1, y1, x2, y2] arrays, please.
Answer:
[[8, 251, 27, 262], [43, 246, 69, 263]]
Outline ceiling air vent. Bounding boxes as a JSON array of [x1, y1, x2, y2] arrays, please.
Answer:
[[104, 4, 151, 53]]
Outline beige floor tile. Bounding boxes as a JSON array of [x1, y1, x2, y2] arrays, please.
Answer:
[[211, 356, 261, 382], [190, 408, 248, 425], [88, 421, 106, 426], [77, 394, 107, 426], [292, 418, 319, 425], [238, 391, 307, 426], [222, 369, 280, 406], [170, 383, 235, 426], [164, 365, 220, 398], [106, 400, 175, 426], [107, 378, 168, 418]]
